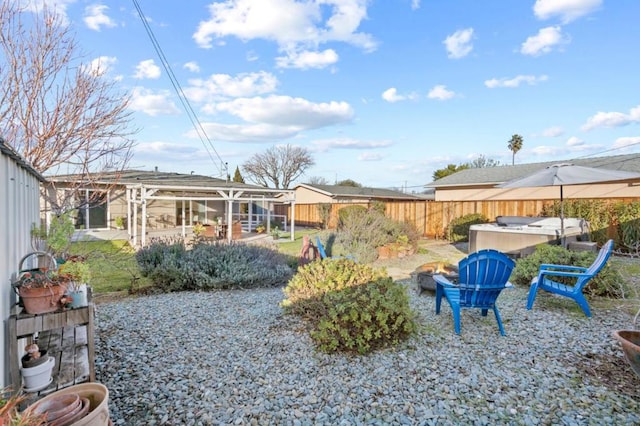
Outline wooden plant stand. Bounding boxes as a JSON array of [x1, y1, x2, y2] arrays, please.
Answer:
[[8, 300, 96, 396]]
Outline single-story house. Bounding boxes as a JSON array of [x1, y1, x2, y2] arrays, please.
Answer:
[[278, 184, 422, 228], [46, 170, 296, 245], [426, 153, 640, 202], [1, 138, 45, 388], [293, 183, 421, 204]]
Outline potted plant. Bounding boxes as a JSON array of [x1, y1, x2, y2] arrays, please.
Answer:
[[1, 387, 47, 425], [256, 224, 266, 234], [58, 257, 91, 308], [14, 252, 70, 315], [114, 216, 125, 230], [19, 343, 55, 393]]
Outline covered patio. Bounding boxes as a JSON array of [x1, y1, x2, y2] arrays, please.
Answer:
[[46, 170, 297, 247]]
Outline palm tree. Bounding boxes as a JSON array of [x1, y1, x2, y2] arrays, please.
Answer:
[[507, 134, 523, 165]]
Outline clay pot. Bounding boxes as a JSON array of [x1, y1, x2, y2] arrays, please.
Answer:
[[18, 284, 68, 314], [613, 329, 640, 377], [28, 383, 110, 426]]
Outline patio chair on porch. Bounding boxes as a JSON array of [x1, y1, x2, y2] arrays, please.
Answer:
[[434, 249, 515, 336], [526, 239, 614, 317]]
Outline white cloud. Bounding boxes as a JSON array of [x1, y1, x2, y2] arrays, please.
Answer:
[[411, 0, 421, 10], [530, 138, 602, 156], [19, 0, 76, 24], [193, 0, 376, 69], [135, 141, 201, 158], [133, 59, 161, 79], [427, 85, 455, 100], [246, 51, 259, 62], [84, 4, 116, 31], [381, 88, 418, 103], [566, 136, 584, 146], [358, 152, 384, 161], [613, 136, 640, 150], [443, 28, 474, 59], [312, 137, 392, 152], [582, 105, 640, 131], [184, 71, 278, 103], [521, 26, 568, 56], [129, 87, 180, 116], [183, 61, 201, 73], [190, 122, 300, 143], [484, 74, 549, 88], [215, 95, 354, 129], [276, 49, 339, 69], [81, 56, 117, 77], [541, 126, 564, 137], [533, 0, 602, 24]]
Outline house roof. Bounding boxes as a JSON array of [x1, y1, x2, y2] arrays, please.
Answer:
[[296, 183, 419, 200], [50, 169, 267, 190], [0, 138, 46, 182], [426, 153, 640, 188]]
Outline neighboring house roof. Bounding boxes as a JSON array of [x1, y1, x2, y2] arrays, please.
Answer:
[[426, 153, 640, 188], [296, 183, 420, 200], [0, 138, 46, 182]]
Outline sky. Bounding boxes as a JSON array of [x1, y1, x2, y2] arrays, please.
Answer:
[[22, 0, 640, 191]]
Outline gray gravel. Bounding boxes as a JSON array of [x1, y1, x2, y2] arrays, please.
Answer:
[[95, 283, 640, 425]]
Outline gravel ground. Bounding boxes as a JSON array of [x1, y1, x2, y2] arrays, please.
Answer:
[[95, 280, 640, 425]]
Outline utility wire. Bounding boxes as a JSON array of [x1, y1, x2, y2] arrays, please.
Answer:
[[131, 0, 227, 178]]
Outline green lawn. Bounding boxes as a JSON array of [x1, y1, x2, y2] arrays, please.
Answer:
[[69, 240, 151, 293]]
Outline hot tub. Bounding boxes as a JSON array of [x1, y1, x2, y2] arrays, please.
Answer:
[[469, 216, 589, 258]]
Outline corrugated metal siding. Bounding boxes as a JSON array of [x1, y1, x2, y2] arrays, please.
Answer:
[[1, 149, 41, 387]]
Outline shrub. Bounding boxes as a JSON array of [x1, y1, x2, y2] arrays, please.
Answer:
[[337, 205, 368, 228], [335, 208, 420, 263], [282, 258, 388, 319], [316, 203, 332, 229], [511, 243, 625, 298], [136, 241, 293, 292], [282, 259, 417, 354], [445, 213, 489, 242]]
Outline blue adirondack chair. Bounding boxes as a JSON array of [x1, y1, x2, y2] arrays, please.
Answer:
[[434, 249, 515, 336], [526, 239, 614, 317], [315, 237, 354, 260]]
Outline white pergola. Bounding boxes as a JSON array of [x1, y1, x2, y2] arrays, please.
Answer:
[[125, 183, 296, 247]]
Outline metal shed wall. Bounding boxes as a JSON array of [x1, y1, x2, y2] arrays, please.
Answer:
[[1, 142, 42, 388]]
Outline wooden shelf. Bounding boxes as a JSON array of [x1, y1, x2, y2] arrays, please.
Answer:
[[8, 303, 96, 395]]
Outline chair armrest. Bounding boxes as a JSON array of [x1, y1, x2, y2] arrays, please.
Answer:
[[540, 264, 588, 272], [539, 269, 588, 279], [433, 274, 457, 287]]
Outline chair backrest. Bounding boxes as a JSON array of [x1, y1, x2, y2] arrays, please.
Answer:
[[458, 249, 515, 308], [315, 236, 328, 259], [585, 239, 614, 276]]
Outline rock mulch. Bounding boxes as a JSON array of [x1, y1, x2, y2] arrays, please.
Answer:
[[95, 281, 640, 425]]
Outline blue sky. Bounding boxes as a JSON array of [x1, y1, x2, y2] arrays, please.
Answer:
[[27, 0, 640, 191]]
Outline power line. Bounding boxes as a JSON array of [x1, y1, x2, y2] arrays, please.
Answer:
[[131, 0, 227, 177]]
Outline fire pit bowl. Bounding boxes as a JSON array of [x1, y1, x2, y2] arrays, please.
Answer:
[[412, 262, 458, 293]]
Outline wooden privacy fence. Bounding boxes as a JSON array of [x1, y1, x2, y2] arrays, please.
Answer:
[[275, 198, 640, 238]]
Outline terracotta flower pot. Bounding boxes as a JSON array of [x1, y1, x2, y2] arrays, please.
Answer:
[[18, 284, 68, 314], [613, 329, 640, 377], [28, 383, 110, 426]]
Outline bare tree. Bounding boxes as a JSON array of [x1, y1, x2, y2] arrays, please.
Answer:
[[306, 176, 329, 185], [0, 1, 136, 213], [242, 145, 315, 189], [468, 155, 500, 168]]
